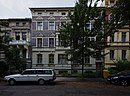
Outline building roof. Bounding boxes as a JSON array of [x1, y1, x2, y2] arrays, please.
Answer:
[[29, 7, 74, 11]]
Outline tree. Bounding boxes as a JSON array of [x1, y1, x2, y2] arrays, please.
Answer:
[[59, 0, 125, 78], [5, 46, 26, 72]]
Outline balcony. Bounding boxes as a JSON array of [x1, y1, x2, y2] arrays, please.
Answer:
[[9, 40, 30, 45]]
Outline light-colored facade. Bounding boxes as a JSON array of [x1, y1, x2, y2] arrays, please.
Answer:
[[30, 7, 98, 74], [8, 18, 32, 68], [104, 0, 130, 68]]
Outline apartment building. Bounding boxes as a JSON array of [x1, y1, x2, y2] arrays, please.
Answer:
[[104, 0, 130, 68], [29, 7, 98, 74]]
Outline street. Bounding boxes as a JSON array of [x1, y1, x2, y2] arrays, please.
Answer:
[[0, 78, 130, 96]]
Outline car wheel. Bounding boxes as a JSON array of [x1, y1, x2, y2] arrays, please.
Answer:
[[38, 79, 45, 85], [8, 79, 15, 86], [121, 80, 127, 86]]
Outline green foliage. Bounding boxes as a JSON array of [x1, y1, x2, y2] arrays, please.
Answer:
[[115, 60, 130, 71], [0, 61, 8, 77], [5, 46, 26, 72], [59, 0, 105, 62], [109, 60, 130, 74]]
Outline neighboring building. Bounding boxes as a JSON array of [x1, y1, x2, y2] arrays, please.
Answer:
[[29, 7, 99, 75], [1, 18, 32, 68], [8, 18, 32, 68], [0, 19, 11, 63], [104, 0, 130, 68]]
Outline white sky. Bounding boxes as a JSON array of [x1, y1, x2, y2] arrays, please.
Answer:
[[0, 0, 76, 19], [0, 0, 103, 19]]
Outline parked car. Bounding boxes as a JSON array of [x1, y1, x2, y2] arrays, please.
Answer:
[[107, 71, 130, 86], [4, 69, 56, 85]]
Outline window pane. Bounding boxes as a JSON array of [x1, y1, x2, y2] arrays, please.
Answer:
[[15, 32, 20, 40], [37, 54, 42, 64], [58, 54, 67, 64], [37, 22, 43, 30], [122, 50, 126, 60], [122, 32, 126, 42], [37, 38, 42, 47], [49, 54, 54, 64], [49, 38, 54, 47], [49, 22, 55, 30], [110, 50, 114, 60], [22, 32, 26, 40]]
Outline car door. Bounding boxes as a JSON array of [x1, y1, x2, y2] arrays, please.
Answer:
[[20, 70, 32, 81], [28, 70, 38, 81]]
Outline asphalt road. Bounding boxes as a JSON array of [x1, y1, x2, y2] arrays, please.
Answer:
[[0, 78, 130, 96]]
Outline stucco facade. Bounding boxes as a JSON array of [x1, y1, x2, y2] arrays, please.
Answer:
[[29, 7, 98, 74], [104, 0, 130, 68]]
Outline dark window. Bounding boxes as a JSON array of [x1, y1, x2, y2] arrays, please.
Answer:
[[36, 70, 52, 74], [122, 32, 126, 42], [49, 54, 54, 64], [22, 70, 35, 75], [37, 54, 42, 64], [110, 35, 114, 42], [37, 38, 42, 47], [110, 50, 114, 60], [22, 32, 26, 40], [49, 38, 54, 47], [122, 50, 126, 60], [15, 32, 20, 40], [16, 22, 19, 26], [61, 12, 66, 15]]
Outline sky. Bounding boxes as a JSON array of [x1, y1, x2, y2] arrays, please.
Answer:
[[0, 0, 76, 19], [0, 0, 103, 19]]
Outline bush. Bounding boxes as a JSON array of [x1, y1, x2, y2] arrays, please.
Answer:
[[109, 60, 130, 74]]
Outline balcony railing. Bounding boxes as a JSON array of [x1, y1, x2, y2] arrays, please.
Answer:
[[9, 40, 30, 45]]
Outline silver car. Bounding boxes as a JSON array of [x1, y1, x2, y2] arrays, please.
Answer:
[[4, 69, 56, 85]]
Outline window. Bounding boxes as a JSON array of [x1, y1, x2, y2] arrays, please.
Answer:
[[36, 70, 52, 74], [37, 54, 42, 64], [15, 32, 20, 40], [110, 50, 114, 60], [61, 12, 66, 15], [122, 32, 126, 42], [37, 38, 42, 47], [37, 22, 43, 30], [85, 22, 93, 30], [49, 22, 55, 30], [122, 50, 126, 60], [16, 22, 19, 26], [58, 54, 67, 64], [22, 32, 26, 40], [50, 12, 54, 15], [22, 70, 35, 75], [38, 12, 42, 16], [22, 22, 26, 26], [49, 38, 54, 47], [110, 35, 114, 42], [49, 54, 54, 64], [84, 55, 90, 64]]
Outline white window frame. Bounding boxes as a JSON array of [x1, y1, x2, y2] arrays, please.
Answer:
[[37, 22, 43, 30], [48, 38, 55, 48], [36, 38, 43, 47], [48, 21, 55, 30]]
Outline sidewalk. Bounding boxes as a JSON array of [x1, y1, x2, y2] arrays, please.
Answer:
[[55, 77, 105, 82]]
